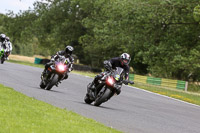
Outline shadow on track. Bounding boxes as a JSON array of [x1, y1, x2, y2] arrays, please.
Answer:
[[33, 86, 64, 94], [74, 101, 126, 112]]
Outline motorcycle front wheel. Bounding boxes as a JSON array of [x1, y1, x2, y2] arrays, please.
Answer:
[[0, 57, 5, 64], [46, 74, 59, 90], [94, 88, 112, 106]]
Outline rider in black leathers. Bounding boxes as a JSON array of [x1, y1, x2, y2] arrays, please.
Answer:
[[42, 45, 74, 80], [0, 34, 6, 47], [88, 53, 132, 95]]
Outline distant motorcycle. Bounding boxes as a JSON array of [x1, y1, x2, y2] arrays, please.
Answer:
[[0, 46, 9, 64], [84, 67, 134, 106], [39, 56, 70, 90]]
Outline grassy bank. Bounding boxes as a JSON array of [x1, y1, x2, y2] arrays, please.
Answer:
[[8, 60, 44, 68], [0, 84, 120, 133], [7, 60, 200, 106], [133, 83, 200, 106]]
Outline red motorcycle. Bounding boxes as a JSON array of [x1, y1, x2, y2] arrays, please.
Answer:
[[40, 56, 70, 90], [85, 67, 134, 106]]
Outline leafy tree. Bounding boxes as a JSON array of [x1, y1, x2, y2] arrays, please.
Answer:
[[0, 0, 200, 81]]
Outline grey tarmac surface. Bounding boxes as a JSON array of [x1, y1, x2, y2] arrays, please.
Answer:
[[0, 62, 200, 133]]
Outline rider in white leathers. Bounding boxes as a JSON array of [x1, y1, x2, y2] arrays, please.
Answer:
[[0, 34, 13, 60], [5, 37, 13, 59]]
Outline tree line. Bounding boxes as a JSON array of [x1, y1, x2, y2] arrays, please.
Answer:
[[0, 0, 200, 81]]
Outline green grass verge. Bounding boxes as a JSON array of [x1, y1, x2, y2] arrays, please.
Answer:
[[133, 83, 200, 106], [0, 84, 120, 133], [8, 60, 44, 68], [7, 60, 200, 106]]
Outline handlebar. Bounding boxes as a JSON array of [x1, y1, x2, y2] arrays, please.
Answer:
[[122, 80, 134, 85], [129, 81, 134, 84]]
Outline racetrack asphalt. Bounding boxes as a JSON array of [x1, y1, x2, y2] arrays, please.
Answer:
[[0, 62, 200, 133]]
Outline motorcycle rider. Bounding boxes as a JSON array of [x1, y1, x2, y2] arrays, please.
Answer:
[[4, 36, 13, 60], [42, 45, 74, 82], [88, 53, 132, 95], [0, 34, 6, 47], [0, 34, 7, 58]]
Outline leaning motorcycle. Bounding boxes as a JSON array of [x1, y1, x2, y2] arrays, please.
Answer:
[[39, 56, 70, 90], [84, 67, 134, 106], [0, 46, 7, 64]]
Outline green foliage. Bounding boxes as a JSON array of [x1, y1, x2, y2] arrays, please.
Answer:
[[194, 5, 200, 22], [0, 0, 200, 81]]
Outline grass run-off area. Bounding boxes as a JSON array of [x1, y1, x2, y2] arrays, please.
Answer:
[[0, 84, 120, 133]]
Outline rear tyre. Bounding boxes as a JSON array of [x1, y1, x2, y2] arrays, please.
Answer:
[[46, 74, 59, 90], [84, 95, 93, 104]]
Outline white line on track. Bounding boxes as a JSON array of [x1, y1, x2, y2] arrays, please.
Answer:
[[73, 73, 200, 108], [128, 86, 200, 108]]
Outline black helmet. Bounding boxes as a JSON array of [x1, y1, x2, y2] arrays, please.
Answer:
[[65, 45, 74, 55], [120, 53, 131, 65], [0, 34, 6, 42]]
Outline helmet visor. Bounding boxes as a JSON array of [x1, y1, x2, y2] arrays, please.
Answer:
[[122, 59, 130, 65], [68, 51, 72, 55]]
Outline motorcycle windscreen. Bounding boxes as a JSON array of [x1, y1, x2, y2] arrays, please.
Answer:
[[113, 67, 124, 81]]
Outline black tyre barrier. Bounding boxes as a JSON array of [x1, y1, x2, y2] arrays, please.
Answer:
[[73, 64, 102, 73], [34, 58, 101, 73]]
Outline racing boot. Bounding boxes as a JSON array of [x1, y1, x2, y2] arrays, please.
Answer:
[[41, 69, 48, 80], [63, 73, 68, 80], [87, 82, 96, 100], [55, 81, 61, 87], [116, 88, 121, 95], [55, 76, 64, 87]]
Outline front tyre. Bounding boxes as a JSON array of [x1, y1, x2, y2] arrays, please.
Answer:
[[94, 89, 112, 106], [0, 58, 5, 64], [46, 74, 59, 90]]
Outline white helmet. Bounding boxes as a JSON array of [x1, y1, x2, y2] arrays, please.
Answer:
[[120, 53, 131, 65], [0, 34, 6, 42]]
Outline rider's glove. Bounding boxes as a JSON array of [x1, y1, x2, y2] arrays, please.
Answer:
[[69, 67, 73, 72], [123, 80, 129, 85], [104, 60, 112, 71], [50, 58, 55, 62]]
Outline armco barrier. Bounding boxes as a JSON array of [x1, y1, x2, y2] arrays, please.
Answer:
[[130, 74, 187, 91], [161, 79, 177, 89], [134, 75, 147, 84], [177, 80, 187, 90], [147, 77, 161, 86]]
